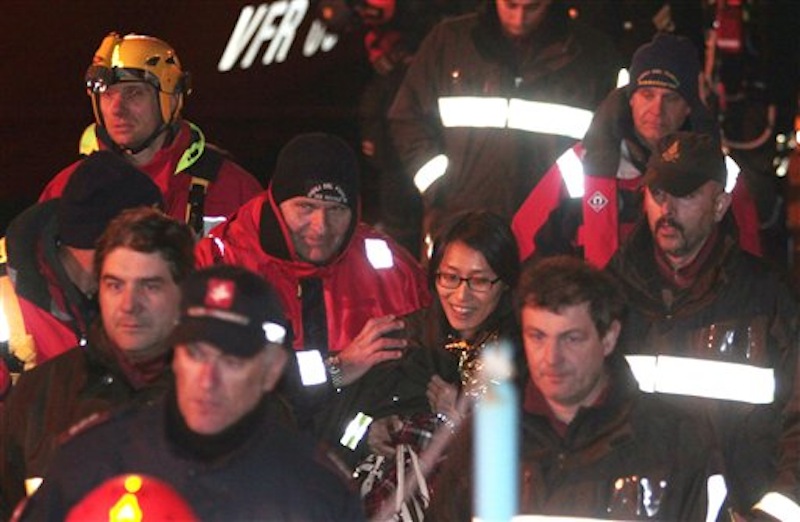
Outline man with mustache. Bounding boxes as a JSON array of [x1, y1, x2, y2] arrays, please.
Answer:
[[607, 131, 800, 520]]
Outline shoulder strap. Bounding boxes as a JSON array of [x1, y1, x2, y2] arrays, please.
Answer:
[[182, 124, 225, 235]]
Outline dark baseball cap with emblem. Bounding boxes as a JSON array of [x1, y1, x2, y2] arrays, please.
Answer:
[[169, 265, 289, 358], [643, 132, 727, 197]]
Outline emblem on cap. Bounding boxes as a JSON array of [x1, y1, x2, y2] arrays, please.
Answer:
[[205, 279, 234, 309], [662, 140, 680, 163]]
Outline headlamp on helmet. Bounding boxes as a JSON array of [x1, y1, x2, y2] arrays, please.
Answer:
[[85, 32, 191, 127]]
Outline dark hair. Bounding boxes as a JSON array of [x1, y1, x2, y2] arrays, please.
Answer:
[[515, 256, 625, 338], [428, 211, 519, 333], [429, 210, 519, 289], [94, 207, 195, 284]]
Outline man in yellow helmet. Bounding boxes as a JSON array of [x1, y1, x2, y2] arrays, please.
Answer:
[[39, 32, 262, 236]]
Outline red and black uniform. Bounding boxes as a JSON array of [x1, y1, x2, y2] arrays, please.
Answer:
[[607, 217, 800, 518], [0, 321, 172, 516], [195, 188, 431, 425], [40, 121, 262, 233], [1, 201, 96, 368], [512, 87, 763, 266], [388, 2, 620, 237]]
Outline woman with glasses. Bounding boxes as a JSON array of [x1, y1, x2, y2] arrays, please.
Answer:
[[347, 210, 523, 519]]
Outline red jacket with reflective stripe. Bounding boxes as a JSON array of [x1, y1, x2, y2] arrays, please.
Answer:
[[40, 121, 262, 224], [195, 191, 431, 353], [511, 142, 763, 266]]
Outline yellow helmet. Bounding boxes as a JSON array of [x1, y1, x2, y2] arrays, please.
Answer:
[[85, 32, 191, 127]]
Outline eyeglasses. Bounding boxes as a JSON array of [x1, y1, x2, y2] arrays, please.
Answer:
[[435, 272, 501, 292]]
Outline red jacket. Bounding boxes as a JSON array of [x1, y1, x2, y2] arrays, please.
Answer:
[[512, 142, 763, 266], [40, 121, 262, 227], [195, 191, 431, 353], [1, 201, 96, 368]]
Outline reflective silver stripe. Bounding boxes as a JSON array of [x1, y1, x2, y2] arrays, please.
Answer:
[[340, 412, 373, 450], [364, 238, 394, 269], [556, 147, 585, 198], [296, 350, 327, 386], [625, 355, 775, 404], [724, 155, 740, 194], [438, 97, 593, 139], [753, 492, 800, 522], [508, 99, 593, 139], [413, 154, 448, 193], [706, 475, 727, 522], [438, 96, 509, 128]]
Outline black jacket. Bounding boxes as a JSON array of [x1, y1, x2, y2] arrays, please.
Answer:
[[428, 355, 713, 520], [0, 322, 171, 515], [607, 219, 800, 513], [388, 3, 620, 235], [19, 393, 365, 521]]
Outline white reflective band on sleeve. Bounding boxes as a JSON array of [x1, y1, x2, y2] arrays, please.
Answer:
[[438, 97, 593, 139], [617, 68, 630, 88], [507, 99, 593, 139], [556, 148, 585, 198], [724, 155, 740, 194], [625, 355, 775, 404], [753, 492, 800, 522], [706, 474, 727, 522], [340, 412, 373, 450], [364, 238, 394, 269], [413, 154, 449, 193], [296, 350, 327, 386], [438, 96, 509, 128]]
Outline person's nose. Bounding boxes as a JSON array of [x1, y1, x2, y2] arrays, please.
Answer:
[[542, 339, 562, 366], [659, 194, 677, 216], [104, 91, 128, 116], [197, 359, 219, 390], [119, 285, 142, 313], [308, 209, 329, 234]]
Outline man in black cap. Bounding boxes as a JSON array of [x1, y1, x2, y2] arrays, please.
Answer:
[[0, 207, 195, 517], [196, 133, 430, 432], [0, 150, 164, 387], [17, 265, 365, 521], [512, 33, 763, 267], [607, 131, 800, 520]]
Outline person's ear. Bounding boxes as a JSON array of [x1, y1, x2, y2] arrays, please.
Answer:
[[261, 344, 289, 392], [713, 190, 732, 222], [602, 320, 621, 357]]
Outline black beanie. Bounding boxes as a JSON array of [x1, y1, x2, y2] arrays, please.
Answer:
[[58, 151, 164, 249], [270, 133, 360, 213], [628, 33, 701, 106]]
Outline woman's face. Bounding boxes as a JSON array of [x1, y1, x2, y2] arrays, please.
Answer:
[[435, 241, 506, 340]]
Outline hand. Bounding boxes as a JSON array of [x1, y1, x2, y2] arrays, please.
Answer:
[[427, 375, 460, 426], [337, 315, 407, 386], [367, 415, 403, 457]]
